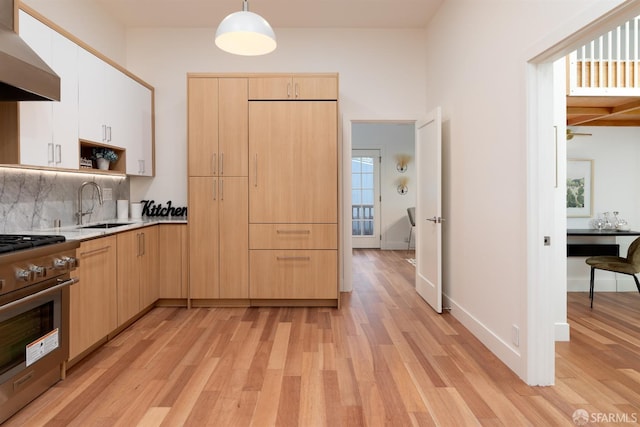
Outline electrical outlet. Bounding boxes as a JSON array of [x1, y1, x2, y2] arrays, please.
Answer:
[[103, 188, 113, 201], [512, 324, 520, 347]]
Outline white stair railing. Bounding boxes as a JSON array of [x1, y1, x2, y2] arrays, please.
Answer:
[[568, 15, 640, 96]]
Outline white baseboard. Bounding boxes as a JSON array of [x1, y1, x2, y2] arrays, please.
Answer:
[[567, 277, 616, 292], [443, 294, 523, 378], [555, 322, 570, 341]]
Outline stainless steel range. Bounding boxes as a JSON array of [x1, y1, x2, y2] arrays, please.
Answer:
[[0, 235, 79, 424]]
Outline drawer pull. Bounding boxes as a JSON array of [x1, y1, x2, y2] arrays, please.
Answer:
[[277, 256, 311, 261], [276, 230, 311, 235], [80, 246, 110, 257]]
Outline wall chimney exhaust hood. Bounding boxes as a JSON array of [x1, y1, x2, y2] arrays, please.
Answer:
[[0, 0, 60, 101]]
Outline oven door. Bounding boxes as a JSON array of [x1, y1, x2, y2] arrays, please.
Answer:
[[0, 276, 75, 421]]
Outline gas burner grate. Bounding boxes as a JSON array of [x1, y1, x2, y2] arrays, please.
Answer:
[[0, 235, 66, 254]]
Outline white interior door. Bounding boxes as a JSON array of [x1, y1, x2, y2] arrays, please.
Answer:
[[415, 108, 443, 313], [352, 149, 381, 248]]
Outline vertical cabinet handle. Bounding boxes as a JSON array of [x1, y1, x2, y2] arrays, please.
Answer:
[[212, 179, 217, 200], [287, 82, 291, 98], [48, 143, 54, 164], [220, 153, 224, 175], [254, 154, 258, 187], [141, 232, 145, 256], [295, 83, 299, 98], [108, 126, 112, 142], [220, 179, 224, 201], [55, 144, 61, 164], [212, 153, 217, 175]]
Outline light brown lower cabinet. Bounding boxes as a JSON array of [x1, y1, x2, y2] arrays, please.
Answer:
[[158, 224, 188, 299], [249, 250, 338, 299], [116, 226, 158, 326], [69, 235, 117, 361]]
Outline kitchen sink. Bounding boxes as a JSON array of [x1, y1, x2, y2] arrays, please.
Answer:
[[79, 222, 132, 229]]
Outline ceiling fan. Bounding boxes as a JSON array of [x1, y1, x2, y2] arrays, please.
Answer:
[[566, 129, 592, 140]]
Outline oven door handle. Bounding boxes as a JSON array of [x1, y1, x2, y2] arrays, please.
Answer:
[[0, 277, 79, 312]]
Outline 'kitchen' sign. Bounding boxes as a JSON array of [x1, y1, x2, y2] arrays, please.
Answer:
[[141, 200, 187, 217]]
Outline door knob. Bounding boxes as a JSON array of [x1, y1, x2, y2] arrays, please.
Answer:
[[427, 216, 444, 223]]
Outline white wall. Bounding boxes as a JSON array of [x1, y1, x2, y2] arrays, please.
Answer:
[[123, 28, 427, 206], [423, 0, 627, 381], [23, 0, 127, 65], [352, 123, 416, 249]]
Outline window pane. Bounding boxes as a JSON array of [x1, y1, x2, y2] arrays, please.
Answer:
[[352, 190, 361, 204], [362, 189, 374, 205], [363, 220, 374, 235], [362, 173, 374, 188], [352, 173, 362, 188], [352, 221, 361, 236], [361, 157, 374, 173], [351, 158, 362, 173]]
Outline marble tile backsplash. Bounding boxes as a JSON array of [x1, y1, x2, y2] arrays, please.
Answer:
[[0, 168, 129, 233]]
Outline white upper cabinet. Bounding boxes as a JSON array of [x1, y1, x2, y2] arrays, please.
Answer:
[[123, 77, 153, 176], [19, 11, 79, 169], [78, 47, 124, 146], [78, 47, 154, 176], [18, 10, 154, 175]]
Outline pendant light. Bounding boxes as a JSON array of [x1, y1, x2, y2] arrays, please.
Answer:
[[215, 0, 276, 56]]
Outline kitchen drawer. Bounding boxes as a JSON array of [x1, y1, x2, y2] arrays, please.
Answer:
[[249, 250, 337, 299], [250, 224, 337, 249]]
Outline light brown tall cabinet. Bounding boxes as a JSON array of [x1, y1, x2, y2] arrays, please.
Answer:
[[188, 76, 249, 301], [187, 73, 339, 307]]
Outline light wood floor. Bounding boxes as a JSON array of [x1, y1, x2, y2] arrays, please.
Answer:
[[5, 249, 640, 426]]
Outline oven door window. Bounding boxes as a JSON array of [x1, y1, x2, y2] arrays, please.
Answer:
[[0, 292, 60, 382]]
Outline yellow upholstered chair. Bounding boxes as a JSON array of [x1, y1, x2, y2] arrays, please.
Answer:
[[585, 236, 640, 308]]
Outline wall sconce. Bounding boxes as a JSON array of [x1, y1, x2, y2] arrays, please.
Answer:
[[396, 177, 408, 195], [396, 154, 411, 173]]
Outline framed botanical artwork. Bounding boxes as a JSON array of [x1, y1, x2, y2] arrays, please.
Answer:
[[566, 159, 593, 217]]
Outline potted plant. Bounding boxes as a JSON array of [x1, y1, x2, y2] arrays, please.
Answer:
[[92, 147, 118, 170]]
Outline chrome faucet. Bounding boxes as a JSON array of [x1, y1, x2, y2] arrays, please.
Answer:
[[76, 181, 104, 225]]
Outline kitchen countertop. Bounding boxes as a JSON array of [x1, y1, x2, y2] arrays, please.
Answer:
[[25, 217, 187, 241]]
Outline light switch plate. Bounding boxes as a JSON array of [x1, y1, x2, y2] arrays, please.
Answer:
[[103, 188, 113, 201]]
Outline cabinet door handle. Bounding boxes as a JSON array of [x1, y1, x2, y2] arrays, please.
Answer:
[[107, 126, 112, 142], [212, 179, 217, 201], [254, 154, 258, 187], [141, 232, 145, 256], [294, 83, 299, 98], [212, 153, 217, 175], [220, 179, 224, 201], [277, 256, 311, 261], [220, 153, 224, 175], [55, 144, 61, 164], [276, 229, 311, 234], [287, 82, 291, 98], [48, 143, 54, 164]]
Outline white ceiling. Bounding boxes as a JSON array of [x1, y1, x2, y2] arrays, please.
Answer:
[[90, 0, 443, 29]]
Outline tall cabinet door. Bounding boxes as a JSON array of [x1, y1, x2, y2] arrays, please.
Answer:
[[188, 78, 218, 176], [219, 78, 248, 177], [249, 101, 338, 223], [189, 176, 220, 298], [219, 177, 249, 298]]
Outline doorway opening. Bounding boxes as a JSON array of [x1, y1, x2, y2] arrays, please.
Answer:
[[528, 1, 640, 385]]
